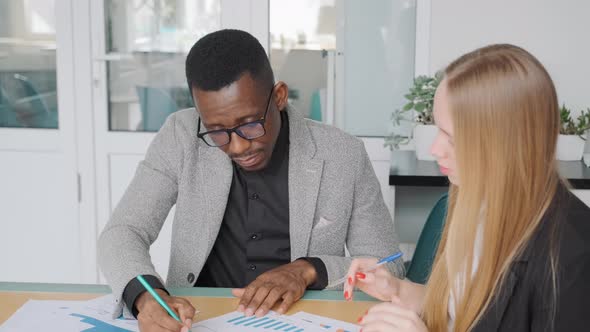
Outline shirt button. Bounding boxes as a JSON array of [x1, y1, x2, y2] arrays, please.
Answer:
[[250, 234, 258, 240], [249, 264, 257, 271], [250, 193, 260, 200], [187, 273, 195, 284]]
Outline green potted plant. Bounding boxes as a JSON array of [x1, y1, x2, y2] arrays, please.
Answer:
[[385, 73, 442, 160], [557, 105, 590, 161]]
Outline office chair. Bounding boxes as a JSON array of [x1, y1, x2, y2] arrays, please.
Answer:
[[0, 86, 19, 127], [11, 73, 57, 128], [309, 89, 323, 122], [136, 86, 178, 132], [405, 193, 448, 284]]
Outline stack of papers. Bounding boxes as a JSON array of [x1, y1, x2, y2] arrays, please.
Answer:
[[0, 295, 360, 332]]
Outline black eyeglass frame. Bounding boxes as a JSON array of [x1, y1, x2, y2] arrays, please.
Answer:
[[197, 86, 275, 147]]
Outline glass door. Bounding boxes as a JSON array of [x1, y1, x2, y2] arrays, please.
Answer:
[[0, 0, 81, 283], [0, 0, 59, 129], [269, 0, 417, 137], [90, 0, 222, 282], [103, 0, 220, 132], [269, 1, 337, 125]]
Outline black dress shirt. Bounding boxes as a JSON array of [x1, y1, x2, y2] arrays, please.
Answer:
[[196, 109, 293, 287], [123, 111, 327, 317]]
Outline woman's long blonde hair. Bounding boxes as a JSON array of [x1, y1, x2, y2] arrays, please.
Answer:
[[422, 44, 561, 331]]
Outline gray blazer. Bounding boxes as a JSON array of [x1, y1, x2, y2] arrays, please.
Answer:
[[98, 107, 403, 317]]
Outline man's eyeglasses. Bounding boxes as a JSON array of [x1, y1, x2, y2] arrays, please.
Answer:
[[197, 86, 275, 147]]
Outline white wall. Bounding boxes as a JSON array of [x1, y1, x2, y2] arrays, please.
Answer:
[[429, 0, 590, 115], [388, 0, 590, 255]]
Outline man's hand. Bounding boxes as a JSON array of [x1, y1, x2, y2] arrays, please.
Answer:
[[135, 289, 196, 332], [231, 260, 317, 317]]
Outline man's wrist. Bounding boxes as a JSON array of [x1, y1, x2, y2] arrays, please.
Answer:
[[135, 291, 150, 312], [135, 288, 167, 312], [293, 259, 317, 286], [122, 274, 168, 318], [295, 257, 328, 290]]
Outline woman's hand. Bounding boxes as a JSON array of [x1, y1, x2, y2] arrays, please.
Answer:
[[342, 258, 402, 302], [357, 297, 428, 332]]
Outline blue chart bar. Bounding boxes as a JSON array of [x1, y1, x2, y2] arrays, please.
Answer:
[[225, 314, 306, 331], [245, 317, 269, 327], [70, 314, 134, 332], [227, 315, 246, 323], [255, 318, 276, 327], [265, 321, 283, 329], [233, 316, 258, 326], [274, 323, 291, 330]]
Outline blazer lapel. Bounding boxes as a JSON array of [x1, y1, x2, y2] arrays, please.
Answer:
[[472, 266, 521, 332], [196, 145, 233, 251], [287, 108, 324, 259]]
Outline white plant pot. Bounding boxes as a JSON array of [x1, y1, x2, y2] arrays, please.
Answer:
[[413, 124, 438, 160], [556, 134, 585, 161]]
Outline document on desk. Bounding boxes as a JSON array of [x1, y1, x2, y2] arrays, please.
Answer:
[[1, 295, 359, 332], [0, 295, 140, 331], [192, 311, 359, 332], [290, 312, 361, 332]]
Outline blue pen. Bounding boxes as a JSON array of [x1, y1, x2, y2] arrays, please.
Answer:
[[329, 252, 404, 287], [136, 275, 189, 329]]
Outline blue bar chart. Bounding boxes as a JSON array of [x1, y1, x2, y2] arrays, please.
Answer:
[[226, 314, 304, 331], [192, 311, 324, 332]]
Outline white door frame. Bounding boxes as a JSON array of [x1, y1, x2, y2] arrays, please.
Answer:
[[221, 0, 269, 53], [415, 0, 431, 76], [0, 0, 82, 282], [88, 0, 157, 284], [70, 0, 101, 284]]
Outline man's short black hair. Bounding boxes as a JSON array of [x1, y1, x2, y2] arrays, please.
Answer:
[[185, 29, 274, 93]]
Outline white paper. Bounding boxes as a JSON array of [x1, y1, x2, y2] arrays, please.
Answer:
[[0, 300, 92, 331], [290, 312, 361, 332], [192, 311, 325, 332], [1, 295, 358, 332], [0, 295, 139, 331]]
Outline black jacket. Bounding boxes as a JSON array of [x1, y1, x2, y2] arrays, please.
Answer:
[[472, 185, 590, 331]]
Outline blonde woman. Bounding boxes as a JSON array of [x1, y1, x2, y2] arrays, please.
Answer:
[[344, 44, 590, 331]]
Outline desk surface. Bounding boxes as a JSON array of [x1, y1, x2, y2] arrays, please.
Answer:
[[390, 150, 590, 189], [0, 282, 377, 325]]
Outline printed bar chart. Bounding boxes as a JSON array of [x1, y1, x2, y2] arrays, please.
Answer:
[[226, 314, 305, 331], [192, 311, 322, 331]]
